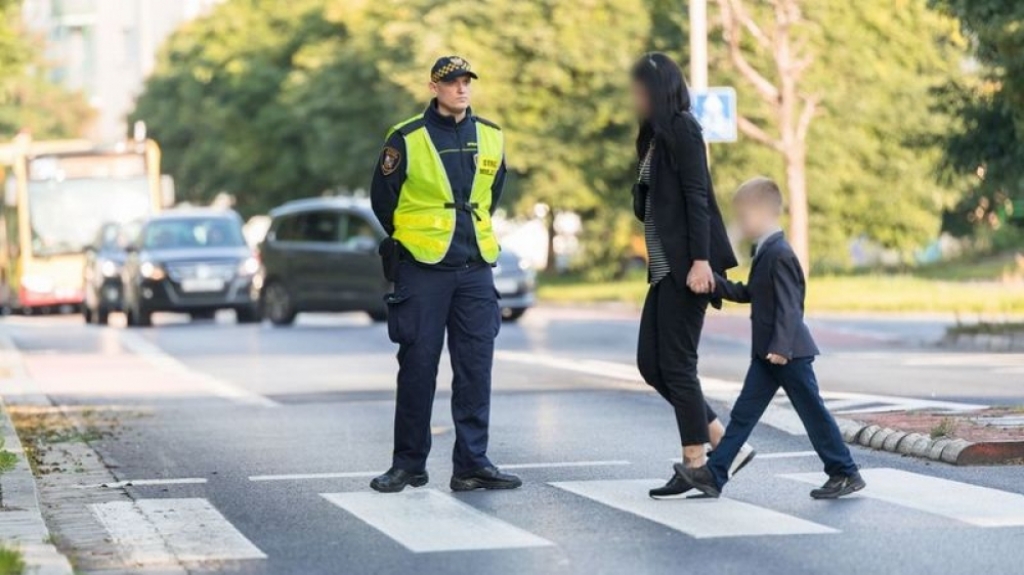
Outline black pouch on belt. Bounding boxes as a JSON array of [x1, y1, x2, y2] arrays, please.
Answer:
[[378, 237, 402, 282]]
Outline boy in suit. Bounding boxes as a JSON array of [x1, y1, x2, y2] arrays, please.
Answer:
[[674, 177, 865, 499]]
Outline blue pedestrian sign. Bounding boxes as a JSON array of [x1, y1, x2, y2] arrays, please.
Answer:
[[691, 87, 738, 143]]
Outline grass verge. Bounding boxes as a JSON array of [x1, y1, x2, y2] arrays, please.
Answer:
[[0, 546, 25, 575], [538, 273, 1024, 314]]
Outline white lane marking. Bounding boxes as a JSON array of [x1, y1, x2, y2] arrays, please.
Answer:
[[502, 460, 631, 470], [551, 479, 836, 539], [90, 498, 266, 565], [322, 489, 552, 553], [754, 451, 818, 460], [782, 468, 1024, 527], [249, 471, 379, 482], [117, 331, 279, 407], [75, 478, 207, 489]]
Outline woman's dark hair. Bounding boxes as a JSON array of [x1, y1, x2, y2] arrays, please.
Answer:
[[631, 52, 691, 157]]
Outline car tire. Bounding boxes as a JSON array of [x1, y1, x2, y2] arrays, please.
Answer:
[[261, 281, 296, 326], [236, 305, 261, 324], [367, 309, 387, 323], [501, 307, 527, 322]]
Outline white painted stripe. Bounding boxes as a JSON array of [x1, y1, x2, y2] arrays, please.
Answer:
[[782, 468, 1024, 527], [117, 331, 279, 407], [550, 479, 837, 539], [755, 451, 818, 460], [249, 471, 379, 482], [322, 489, 552, 553], [502, 460, 631, 470], [90, 499, 266, 565], [75, 478, 207, 489]]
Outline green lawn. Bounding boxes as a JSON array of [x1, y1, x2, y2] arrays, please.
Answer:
[[538, 272, 1024, 314], [0, 547, 24, 575]]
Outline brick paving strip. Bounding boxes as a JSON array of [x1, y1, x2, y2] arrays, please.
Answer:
[[0, 331, 190, 575], [835, 409, 1024, 466]]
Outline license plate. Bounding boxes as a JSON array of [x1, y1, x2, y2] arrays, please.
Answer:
[[494, 278, 518, 294], [180, 278, 225, 293]]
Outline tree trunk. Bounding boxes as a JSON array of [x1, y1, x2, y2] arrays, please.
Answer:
[[546, 210, 558, 273], [785, 147, 810, 275]]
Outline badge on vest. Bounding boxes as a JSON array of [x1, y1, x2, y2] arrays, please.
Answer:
[[381, 146, 401, 176], [475, 154, 500, 176]]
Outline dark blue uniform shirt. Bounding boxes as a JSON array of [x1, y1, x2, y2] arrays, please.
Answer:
[[371, 100, 506, 268]]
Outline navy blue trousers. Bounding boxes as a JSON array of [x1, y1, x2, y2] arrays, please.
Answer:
[[708, 357, 858, 489], [386, 261, 499, 475]]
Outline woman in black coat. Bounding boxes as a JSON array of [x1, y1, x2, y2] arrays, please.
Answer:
[[629, 52, 749, 498]]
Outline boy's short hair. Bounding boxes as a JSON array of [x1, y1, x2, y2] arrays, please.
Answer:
[[734, 177, 783, 213]]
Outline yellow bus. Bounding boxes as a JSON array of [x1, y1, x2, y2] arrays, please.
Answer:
[[0, 136, 169, 313]]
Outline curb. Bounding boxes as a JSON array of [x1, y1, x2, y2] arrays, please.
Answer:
[[0, 398, 75, 575], [836, 416, 1024, 466]]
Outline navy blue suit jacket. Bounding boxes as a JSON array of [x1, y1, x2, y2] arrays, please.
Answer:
[[714, 232, 819, 360]]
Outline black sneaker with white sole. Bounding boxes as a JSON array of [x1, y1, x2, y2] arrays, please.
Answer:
[[810, 472, 866, 499], [671, 464, 721, 498]]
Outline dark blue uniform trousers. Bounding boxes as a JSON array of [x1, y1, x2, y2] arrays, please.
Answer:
[[386, 261, 499, 475], [708, 357, 858, 489]]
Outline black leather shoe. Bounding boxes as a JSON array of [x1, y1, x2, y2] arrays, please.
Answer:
[[649, 471, 692, 499], [370, 468, 429, 493], [450, 466, 522, 492], [810, 472, 865, 499], [672, 463, 721, 498]]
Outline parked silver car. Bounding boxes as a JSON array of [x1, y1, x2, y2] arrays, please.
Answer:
[[493, 250, 535, 321]]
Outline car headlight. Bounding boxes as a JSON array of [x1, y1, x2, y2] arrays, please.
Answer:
[[140, 262, 166, 281], [518, 259, 532, 271], [21, 275, 54, 293], [237, 256, 260, 276], [100, 259, 120, 278]]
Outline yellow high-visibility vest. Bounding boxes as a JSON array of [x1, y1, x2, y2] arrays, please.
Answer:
[[389, 115, 502, 264]]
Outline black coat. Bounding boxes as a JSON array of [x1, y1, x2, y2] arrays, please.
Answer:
[[633, 112, 738, 279], [714, 232, 820, 360]]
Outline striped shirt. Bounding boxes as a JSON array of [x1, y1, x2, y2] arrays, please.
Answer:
[[640, 143, 671, 284]]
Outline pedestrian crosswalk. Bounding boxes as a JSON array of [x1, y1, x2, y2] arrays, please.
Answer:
[[91, 468, 1024, 566]]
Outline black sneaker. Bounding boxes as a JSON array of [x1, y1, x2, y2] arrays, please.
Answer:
[[450, 466, 522, 492], [672, 464, 721, 498], [810, 472, 866, 499], [649, 471, 692, 499], [369, 468, 429, 493]]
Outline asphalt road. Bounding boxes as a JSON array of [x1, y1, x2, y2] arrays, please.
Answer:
[[3, 307, 1023, 575]]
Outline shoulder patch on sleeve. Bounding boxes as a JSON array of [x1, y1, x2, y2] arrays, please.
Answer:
[[381, 146, 401, 176], [473, 116, 501, 131]]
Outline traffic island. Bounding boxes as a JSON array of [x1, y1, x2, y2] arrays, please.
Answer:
[[837, 408, 1024, 465]]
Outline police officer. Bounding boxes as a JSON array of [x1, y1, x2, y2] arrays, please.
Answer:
[[369, 56, 521, 493]]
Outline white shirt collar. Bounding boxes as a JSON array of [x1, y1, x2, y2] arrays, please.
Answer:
[[755, 227, 783, 255]]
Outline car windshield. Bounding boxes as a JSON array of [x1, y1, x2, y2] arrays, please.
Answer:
[[28, 178, 152, 256], [142, 217, 245, 250]]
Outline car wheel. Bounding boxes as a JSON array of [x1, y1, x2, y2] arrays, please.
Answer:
[[501, 307, 527, 322], [236, 305, 261, 324], [367, 309, 387, 323], [262, 282, 296, 326]]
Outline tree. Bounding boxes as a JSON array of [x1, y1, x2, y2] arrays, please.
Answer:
[[929, 0, 1024, 239], [714, 0, 817, 272]]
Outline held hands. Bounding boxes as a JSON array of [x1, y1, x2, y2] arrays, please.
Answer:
[[766, 353, 789, 366], [686, 260, 715, 294]]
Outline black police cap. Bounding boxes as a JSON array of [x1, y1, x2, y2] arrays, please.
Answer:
[[430, 56, 478, 83]]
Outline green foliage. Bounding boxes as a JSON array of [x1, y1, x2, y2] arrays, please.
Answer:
[[0, 436, 17, 510], [0, 546, 25, 575], [0, 0, 92, 140], [929, 0, 1024, 237], [134, 0, 969, 272]]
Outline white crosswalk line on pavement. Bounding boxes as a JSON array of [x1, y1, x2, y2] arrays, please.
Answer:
[[782, 468, 1024, 527], [322, 489, 553, 553], [90, 498, 266, 565], [550, 479, 838, 539]]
